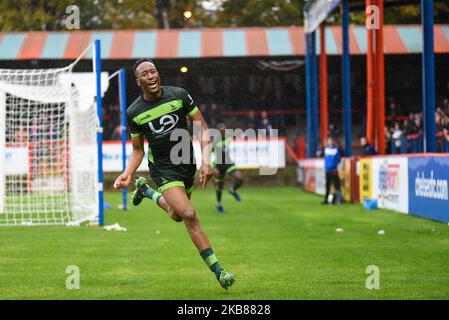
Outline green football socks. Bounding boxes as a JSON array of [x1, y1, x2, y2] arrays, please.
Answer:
[[143, 187, 162, 206], [200, 248, 223, 279], [216, 188, 223, 203], [232, 179, 242, 191]]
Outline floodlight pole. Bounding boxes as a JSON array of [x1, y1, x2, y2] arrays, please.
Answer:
[[421, 0, 436, 153], [319, 24, 328, 145], [311, 31, 319, 154], [342, 0, 352, 156], [305, 32, 313, 158], [366, 0, 375, 146], [305, 33, 315, 158], [119, 68, 128, 211], [305, 32, 318, 158], [375, 0, 385, 155]]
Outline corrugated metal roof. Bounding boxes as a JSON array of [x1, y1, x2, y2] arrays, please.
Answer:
[[435, 25, 449, 53], [0, 25, 447, 60]]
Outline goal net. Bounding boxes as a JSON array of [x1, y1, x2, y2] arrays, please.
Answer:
[[0, 66, 100, 226]]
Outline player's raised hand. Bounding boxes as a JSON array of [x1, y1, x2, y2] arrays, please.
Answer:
[[199, 163, 213, 189], [114, 172, 131, 189]]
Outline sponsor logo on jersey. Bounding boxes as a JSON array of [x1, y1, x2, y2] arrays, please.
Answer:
[[148, 114, 179, 134]]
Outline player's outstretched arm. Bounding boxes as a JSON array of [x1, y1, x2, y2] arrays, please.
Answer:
[[190, 111, 213, 188], [113, 134, 145, 189]]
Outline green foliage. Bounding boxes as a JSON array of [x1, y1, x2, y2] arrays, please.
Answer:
[[0, 0, 303, 31], [101, 0, 158, 29], [216, 0, 304, 27], [349, 4, 423, 26], [0, 1, 447, 31], [0, 0, 72, 31], [0, 0, 159, 31], [348, 2, 449, 26]]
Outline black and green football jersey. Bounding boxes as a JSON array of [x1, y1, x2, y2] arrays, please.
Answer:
[[127, 86, 199, 186]]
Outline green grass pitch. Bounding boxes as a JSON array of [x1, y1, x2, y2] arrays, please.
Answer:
[[0, 187, 448, 299]]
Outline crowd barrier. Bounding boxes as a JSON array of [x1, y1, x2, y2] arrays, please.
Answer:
[[298, 153, 449, 223]]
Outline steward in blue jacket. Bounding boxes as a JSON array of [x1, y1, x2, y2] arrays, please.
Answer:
[[321, 137, 343, 205], [360, 136, 378, 156]]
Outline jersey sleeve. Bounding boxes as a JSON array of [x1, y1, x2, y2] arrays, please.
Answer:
[[180, 88, 199, 117], [126, 111, 142, 138], [210, 149, 217, 168]]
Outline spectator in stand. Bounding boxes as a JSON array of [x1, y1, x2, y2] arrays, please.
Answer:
[[403, 119, 411, 136], [436, 110, 445, 133], [5, 123, 12, 143], [328, 123, 340, 138], [209, 103, 222, 128], [444, 115, 449, 145], [442, 98, 449, 114], [392, 122, 403, 153], [414, 113, 423, 135], [29, 119, 39, 142], [260, 117, 275, 137], [444, 115, 449, 131], [246, 109, 258, 131], [386, 97, 405, 127], [385, 127, 392, 154], [383, 108, 449, 154], [403, 116, 418, 152], [14, 128, 28, 145], [387, 101, 398, 125], [259, 110, 268, 127], [111, 125, 122, 140], [360, 136, 377, 156], [259, 110, 273, 131], [405, 113, 417, 135]]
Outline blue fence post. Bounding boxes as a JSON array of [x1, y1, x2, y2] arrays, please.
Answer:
[[311, 31, 319, 155], [342, 0, 352, 157], [94, 39, 104, 227], [305, 32, 314, 158], [119, 68, 128, 211]]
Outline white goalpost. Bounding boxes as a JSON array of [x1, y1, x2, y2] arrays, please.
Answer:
[[0, 40, 107, 226]]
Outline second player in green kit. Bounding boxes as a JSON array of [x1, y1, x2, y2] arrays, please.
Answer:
[[212, 123, 244, 213]]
